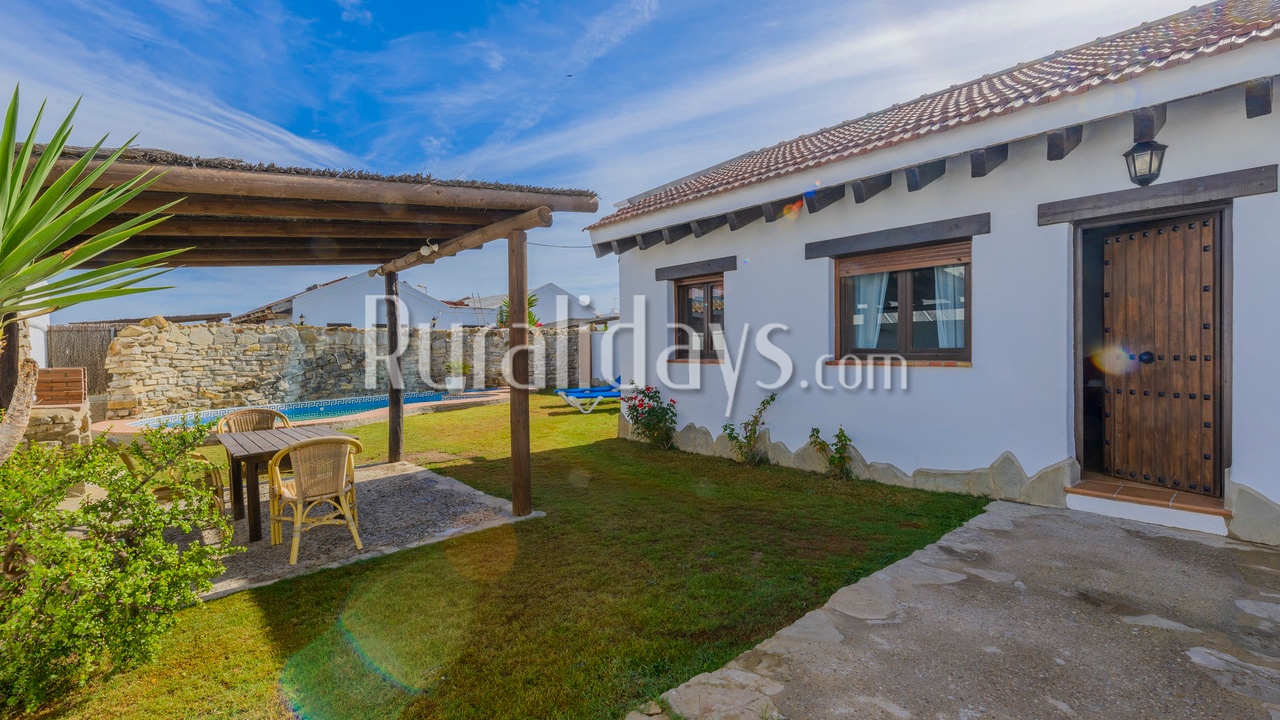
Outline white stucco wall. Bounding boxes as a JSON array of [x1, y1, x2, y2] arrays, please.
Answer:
[[596, 45, 1280, 497], [26, 313, 48, 367]]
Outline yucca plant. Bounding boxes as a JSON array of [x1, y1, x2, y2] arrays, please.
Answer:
[[0, 87, 186, 463]]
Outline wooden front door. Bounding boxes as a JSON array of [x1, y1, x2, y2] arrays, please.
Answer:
[[1101, 213, 1220, 496]]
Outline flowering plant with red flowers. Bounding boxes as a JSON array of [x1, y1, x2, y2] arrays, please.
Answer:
[[623, 384, 678, 449]]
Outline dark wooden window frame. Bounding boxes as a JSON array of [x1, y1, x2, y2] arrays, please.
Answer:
[[834, 241, 973, 361], [672, 273, 725, 362], [655, 255, 737, 282]]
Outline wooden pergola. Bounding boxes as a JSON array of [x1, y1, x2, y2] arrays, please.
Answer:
[[20, 149, 599, 516]]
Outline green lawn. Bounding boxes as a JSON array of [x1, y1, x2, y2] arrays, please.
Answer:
[[39, 395, 987, 720]]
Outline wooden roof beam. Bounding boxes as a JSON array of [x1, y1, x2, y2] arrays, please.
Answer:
[[82, 250, 420, 268], [1132, 104, 1167, 142], [1246, 77, 1273, 118], [851, 173, 892, 203], [1047, 125, 1083, 161], [636, 230, 665, 249], [50, 158, 600, 214], [726, 206, 764, 231], [969, 144, 1009, 178], [804, 184, 847, 214], [905, 159, 946, 192], [662, 224, 693, 244], [690, 215, 728, 238], [91, 217, 471, 239], [114, 193, 515, 225], [762, 196, 803, 222], [98, 238, 427, 252], [372, 206, 552, 275], [611, 237, 639, 255]]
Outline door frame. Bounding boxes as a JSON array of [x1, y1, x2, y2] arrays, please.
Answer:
[[1071, 201, 1233, 494]]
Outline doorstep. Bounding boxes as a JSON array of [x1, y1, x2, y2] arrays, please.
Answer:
[[1067, 475, 1231, 518]]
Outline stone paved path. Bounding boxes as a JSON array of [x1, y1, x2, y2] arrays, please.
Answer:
[[194, 461, 541, 599], [658, 501, 1280, 720]]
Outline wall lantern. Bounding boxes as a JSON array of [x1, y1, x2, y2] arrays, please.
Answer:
[[1123, 140, 1167, 187], [298, 314, 306, 326]]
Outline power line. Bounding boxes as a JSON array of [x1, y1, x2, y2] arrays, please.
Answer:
[[527, 241, 596, 248]]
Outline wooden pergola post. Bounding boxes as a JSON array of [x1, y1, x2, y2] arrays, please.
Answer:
[[385, 272, 404, 463], [508, 230, 531, 517], [367, 205, 565, 519]]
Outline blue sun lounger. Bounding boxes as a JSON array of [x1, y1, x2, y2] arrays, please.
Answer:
[[555, 377, 622, 414]]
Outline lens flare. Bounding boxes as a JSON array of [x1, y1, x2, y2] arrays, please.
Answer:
[[780, 198, 805, 220], [281, 525, 521, 713], [1092, 344, 1137, 376]]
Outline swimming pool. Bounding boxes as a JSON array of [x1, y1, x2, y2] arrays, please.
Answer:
[[129, 390, 496, 428]]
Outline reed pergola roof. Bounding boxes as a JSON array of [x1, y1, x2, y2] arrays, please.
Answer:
[[42, 147, 598, 267]]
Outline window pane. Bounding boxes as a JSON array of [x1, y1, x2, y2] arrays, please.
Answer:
[[842, 272, 898, 351], [678, 284, 706, 355], [709, 281, 725, 356], [910, 264, 966, 350]]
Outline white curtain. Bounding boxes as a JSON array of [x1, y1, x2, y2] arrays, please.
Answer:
[[854, 272, 890, 349], [934, 264, 965, 349]]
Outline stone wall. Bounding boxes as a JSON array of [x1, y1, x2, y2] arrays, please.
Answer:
[[25, 406, 91, 447], [618, 415, 1072, 508], [105, 316, 579, 419], [12, 321, 93, 447]]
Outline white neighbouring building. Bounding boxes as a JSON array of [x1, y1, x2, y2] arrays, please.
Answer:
[[462, 281, 607, 327], [230, 273, 498, 328], [588, 0, 1280, 543]]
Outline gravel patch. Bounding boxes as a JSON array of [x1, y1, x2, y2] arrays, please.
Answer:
[[187, 462, 539, 599]]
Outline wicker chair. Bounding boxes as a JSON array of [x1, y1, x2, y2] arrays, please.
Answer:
[[267, 437, 363, 564], [216, 408, 292, 433], [116, 445, 227, 513]]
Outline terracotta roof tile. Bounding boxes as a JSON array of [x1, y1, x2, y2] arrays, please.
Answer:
[[590, 0, 1280, 230]]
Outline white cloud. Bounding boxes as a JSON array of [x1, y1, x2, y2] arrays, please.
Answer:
[[0, 2, 348, 165], [444, 0, 1192, 207], [336, 0, 373, 25], [449, 0, 661, 176]]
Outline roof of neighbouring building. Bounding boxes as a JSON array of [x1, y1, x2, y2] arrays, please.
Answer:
[[230, 276, 350, 323], [589, 0, 1280, 230], [463, 282, 599, 315]]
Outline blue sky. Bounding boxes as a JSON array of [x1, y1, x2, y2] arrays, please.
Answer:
[[2, 0, 1190, 322]]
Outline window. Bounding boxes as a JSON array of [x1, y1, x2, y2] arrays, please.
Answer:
[[674, 274, 725, 360], [836, 240, 971, 360]]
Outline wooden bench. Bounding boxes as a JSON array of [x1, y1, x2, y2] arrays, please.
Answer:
[[35, 367, 88, 409]]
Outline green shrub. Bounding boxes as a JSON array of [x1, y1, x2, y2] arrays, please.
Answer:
[[443, 360, 471, 376], [623, 385, 678, 449], [722, 393, 778, 466], [0, 424, 235, 711], [809, 426, 855, 481]]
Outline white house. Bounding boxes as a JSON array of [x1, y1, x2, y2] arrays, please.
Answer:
[[26, 312, 48, 367], [231, 273, 497, 328], [463, 281, 604, 327], [588, 0, 1280, 544]]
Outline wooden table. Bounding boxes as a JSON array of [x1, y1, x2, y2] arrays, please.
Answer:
[[214, 425, 355, 542]]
